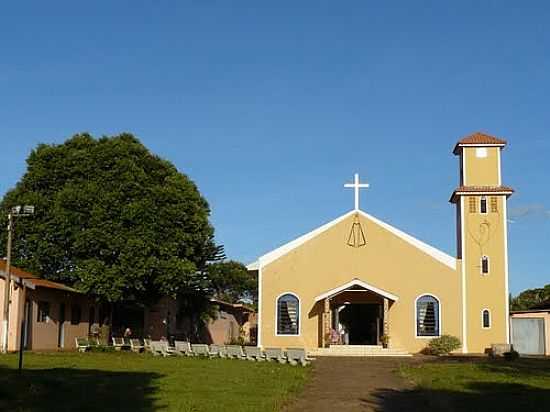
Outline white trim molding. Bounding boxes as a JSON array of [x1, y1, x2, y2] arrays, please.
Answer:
[[497, 149, 502, 186], [257, 265, 263, 347], [458, 143, 506, 149], [462, 152, 468, 185], [361, 211, 457, 269], [460, 196, 468, 353], [414, 293, 442, 339], [246, 261, 259, 271], [503, 200, 511, 344], [314, 278, 399, 303], [247, 209, 457, 271], [275, 292, 301, 337]]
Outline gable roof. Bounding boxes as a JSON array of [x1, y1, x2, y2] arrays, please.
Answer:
[[314, 278, 399, 302], [453, 132, 507, 154], [247, 209, 456, 270]]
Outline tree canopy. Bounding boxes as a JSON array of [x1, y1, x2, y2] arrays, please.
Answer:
[[0, 133, 218, 303], [510, 284, 550, 311], [207, 260, 257, 305]]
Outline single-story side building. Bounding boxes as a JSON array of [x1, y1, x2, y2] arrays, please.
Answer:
[[0, 261, 93, 351], [511, 304, 550, 356], [143, 296, 257, 345], [2, 261, 258, 351]]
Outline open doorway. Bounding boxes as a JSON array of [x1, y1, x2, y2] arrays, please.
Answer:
[[336, 304, 381, 345]]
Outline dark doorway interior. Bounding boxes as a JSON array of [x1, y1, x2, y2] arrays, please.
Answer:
[[112, 303, 145, 338], [339, 304, 381, 345]]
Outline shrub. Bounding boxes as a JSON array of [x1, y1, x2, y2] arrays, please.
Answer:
[[89, 345, 116, 353], [425, 335, 461, 355]]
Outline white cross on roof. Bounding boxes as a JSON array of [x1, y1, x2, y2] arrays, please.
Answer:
[[344, 173, 370, 211]]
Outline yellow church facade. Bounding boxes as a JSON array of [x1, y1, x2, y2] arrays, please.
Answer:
[[248, 133, 513, 354]]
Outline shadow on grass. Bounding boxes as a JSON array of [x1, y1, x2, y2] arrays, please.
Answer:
[[0, 366, 163, 412], [363, 382, 550, 412], [479, 357, 550, 380]]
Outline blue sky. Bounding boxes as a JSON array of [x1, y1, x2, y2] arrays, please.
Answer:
[[1, 1, 548, 295]]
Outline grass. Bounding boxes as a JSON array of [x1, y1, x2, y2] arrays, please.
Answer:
[[0, 351, 309, 412], [399, 357, 550, 412]]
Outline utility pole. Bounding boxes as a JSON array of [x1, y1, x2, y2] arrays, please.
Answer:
[[2, 206, 34, 354], [1, 213, 13, 353]]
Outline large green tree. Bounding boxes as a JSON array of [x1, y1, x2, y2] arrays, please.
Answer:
[[0, 133, 219, 303]]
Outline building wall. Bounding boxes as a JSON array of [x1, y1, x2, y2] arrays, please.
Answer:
[[208, 310, 241, 344], [1, 278, 26, 351], [260, 212, 462, 353], [511, 312, 550, 356], [459, 146, 509, 353], [460, 195, 509, 353], [143, 297, 257, 345], [462, 147, 501, 186], [25, 288, 90, 351]]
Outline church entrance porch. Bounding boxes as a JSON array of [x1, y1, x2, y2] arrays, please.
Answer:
[[314, 278, 398, 349]]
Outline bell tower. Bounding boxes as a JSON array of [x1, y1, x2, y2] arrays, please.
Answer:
[[451, 132, 513, 353]]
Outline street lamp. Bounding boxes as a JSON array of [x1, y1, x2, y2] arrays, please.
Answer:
[[1, 205, 34, 354]]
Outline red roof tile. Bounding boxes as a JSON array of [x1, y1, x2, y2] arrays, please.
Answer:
[[449, 185, 514, 203], [0, 261, 79, 293], [0, 261, 37, 279], [453, 132, 507, 154]]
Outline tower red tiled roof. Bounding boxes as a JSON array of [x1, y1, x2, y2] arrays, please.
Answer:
[[453, 132, 507, 154], [449, 185, 514, 203]]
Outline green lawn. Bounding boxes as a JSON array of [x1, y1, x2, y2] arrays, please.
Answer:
[[400, 357, 550, 412], [0, 352, 309, 412]]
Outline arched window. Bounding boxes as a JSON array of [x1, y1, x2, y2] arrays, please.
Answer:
[[416, 295, 440, 337], [482, 309, 491, 329], [481, 256, 490, 274], [277, 293, 299, 335]]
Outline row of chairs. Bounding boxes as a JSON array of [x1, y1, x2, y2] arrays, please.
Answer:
[[75, 337, 311, 366], [75, 337, 145, 352], [150, 340, 311, 366]]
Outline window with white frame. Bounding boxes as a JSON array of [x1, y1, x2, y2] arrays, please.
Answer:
[[277, 294, 299, 335], [480, 196, 488, 214], [416, 295, 440, 337], [481, 256, 490, 275], [482, 309, 491, 328]]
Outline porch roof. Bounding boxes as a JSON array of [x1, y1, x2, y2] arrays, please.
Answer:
[[314, 278, 399, 302]]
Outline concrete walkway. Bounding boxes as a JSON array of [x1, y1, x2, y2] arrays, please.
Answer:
[[285, 357, 426, 412]]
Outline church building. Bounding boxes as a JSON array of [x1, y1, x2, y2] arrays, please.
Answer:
[[247, 133, 513, 354]]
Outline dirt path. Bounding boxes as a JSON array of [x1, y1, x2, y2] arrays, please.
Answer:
[[285, 357, 427, 412]]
